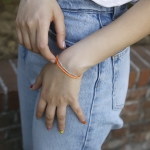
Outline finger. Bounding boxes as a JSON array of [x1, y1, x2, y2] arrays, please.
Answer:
[[70, 101, 86, 124], [20, 25, 33, 50], [53, 9, 66, 50], [57, 105, 66, 134], [45, 104, 56, 130], [15, 23, 23, 45], [27, 23, 40, 53], [30, 72, 43, 90], [37, 20, 56, 62], [36, 98, 47, 119]]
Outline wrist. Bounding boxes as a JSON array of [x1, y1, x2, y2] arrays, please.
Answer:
[[55, 55, 83, 79], [58, 49, 87, 76]]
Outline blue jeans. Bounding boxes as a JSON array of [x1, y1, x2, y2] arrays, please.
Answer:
[[17, 0, 130, 149]]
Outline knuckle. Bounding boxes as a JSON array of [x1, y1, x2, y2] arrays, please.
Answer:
[[59, 30, 66, 37], [68, 97, 75, 105], [37, 18, 43, 26], [40, 90, 51, 101], [20, 20, 25, 27], [46, 114, 53, 121], [40, 91, 47, 100], [37, 43, 46, 50], [37, 19, 48, 29], [58, 115, 65, 120], [58, 98, 65, 105], [27, 20, 34, 29], [48, 100, 55, 106]]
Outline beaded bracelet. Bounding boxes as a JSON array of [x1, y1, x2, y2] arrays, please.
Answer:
[[55, 54, 82, 79]]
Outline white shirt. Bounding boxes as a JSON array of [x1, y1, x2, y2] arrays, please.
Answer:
[[91, 0, 138, 7]]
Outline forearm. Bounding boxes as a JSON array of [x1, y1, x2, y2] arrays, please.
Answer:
[[58, 0, 150, 75]]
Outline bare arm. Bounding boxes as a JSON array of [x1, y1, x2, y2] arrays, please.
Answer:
[[58, 0, 150, 75]]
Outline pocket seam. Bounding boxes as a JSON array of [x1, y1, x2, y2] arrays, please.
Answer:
[[111, 47, 130, 111], [112, 47, 129, 59]]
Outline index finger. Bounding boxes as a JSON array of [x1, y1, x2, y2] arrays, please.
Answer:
[[53, 9, 66, 49], [37, 20, 56, 62], [70, 101, 86, 125]]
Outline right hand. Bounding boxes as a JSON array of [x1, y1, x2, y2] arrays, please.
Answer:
[[15, 0, 66, 63]]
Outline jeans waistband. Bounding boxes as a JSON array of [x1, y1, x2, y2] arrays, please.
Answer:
[[56, 0, 128, 20], [56, 0, 113, 11]]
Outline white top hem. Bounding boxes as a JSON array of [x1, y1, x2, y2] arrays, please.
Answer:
[[91, 0, 138, 7]]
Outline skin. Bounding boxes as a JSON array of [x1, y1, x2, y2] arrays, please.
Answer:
[[16, 0, 86, 132], [58, 0, 150, 75], [31, 62, 86, 131], [16, 0, 150, 133], [15, 0, 66, 63]]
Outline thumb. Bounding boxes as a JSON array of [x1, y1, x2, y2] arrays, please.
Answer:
[[53, 9, 66, 50], [30, 73, 43, 90]]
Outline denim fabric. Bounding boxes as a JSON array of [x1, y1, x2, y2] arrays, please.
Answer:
[[17, 0, 130, 150]]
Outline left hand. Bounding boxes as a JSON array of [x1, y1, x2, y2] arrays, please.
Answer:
[[30, 61, 86, 133]]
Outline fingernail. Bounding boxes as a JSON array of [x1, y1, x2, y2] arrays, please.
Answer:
[[30, 84, 33, 88], [82, 120, 86, 124], [63, 41, 66, 49], [51, 60, 55, 63], [59, 130, 64, 134], [47, 127, 51, 130]]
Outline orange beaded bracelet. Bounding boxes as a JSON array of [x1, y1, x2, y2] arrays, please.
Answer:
[[55, 54, 82, 79]]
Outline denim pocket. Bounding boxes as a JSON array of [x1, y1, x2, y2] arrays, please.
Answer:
[[49, 24, 75, 48], [111, 47, 130, 110]]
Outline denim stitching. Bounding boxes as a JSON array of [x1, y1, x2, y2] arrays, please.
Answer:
[[112, 48, 130, 110], [98, 14, 103, 28], [112, 55, 123, 110], [82, 64, 100, 150], [111, 56, 116, 110], [113, 47, 129, 58]]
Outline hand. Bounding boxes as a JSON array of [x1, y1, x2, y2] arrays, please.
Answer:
[[15, 0, 66, 63], [30, 61, 86, 133]]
